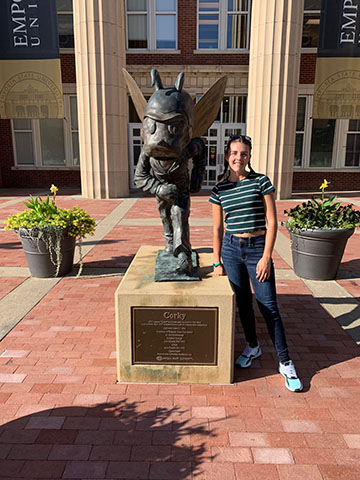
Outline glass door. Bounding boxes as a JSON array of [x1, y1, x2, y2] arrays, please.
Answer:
[[201, 125, 221, 187], [195, 123, 245, 189], [201, 123, 245, 188], [129, 123, 143, 189]]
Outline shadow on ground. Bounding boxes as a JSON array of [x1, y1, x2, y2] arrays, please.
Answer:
[[337, 259, 360, 277], [78, 255, 136, 270], [81, 239, 124, 246], [0, 400, 217, 479], [314, 296, 360, 343], [0, 242, 22, 250]]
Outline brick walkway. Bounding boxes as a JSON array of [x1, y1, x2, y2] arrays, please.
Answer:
[[0, 189, 360, 480]]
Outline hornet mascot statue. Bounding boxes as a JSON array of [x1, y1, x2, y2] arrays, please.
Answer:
[[123, 68, 227, 279]]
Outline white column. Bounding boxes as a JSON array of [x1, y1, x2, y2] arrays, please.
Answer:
[[73, 0, 129, 199], [247, 0, 304, 199]]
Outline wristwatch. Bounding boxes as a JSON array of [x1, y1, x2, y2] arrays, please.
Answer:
[[213, 262, 222, 267]]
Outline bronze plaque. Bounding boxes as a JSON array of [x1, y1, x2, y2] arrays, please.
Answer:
[[132, 307, 218, 365]]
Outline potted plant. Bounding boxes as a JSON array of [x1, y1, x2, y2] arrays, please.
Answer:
[[284, 180, 360, 280], [5, 185, 96, 278]]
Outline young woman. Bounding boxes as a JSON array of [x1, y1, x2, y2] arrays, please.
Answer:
[[210, 135, 302, 392]]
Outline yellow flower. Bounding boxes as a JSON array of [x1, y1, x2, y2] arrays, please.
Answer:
[[50, 184, 59, 194], [320, 179, 329, 190]]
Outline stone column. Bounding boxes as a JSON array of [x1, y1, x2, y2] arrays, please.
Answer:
[[247, 0, 304, 199], [73, 0, 129, 198]]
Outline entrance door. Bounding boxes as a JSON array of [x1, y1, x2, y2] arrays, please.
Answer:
[[202, 125, 221, 187], [129, 123, 142, 189], [201, 123, 246, 188]]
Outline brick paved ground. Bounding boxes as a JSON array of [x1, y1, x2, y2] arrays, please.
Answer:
[[0, 189, 359, 479]]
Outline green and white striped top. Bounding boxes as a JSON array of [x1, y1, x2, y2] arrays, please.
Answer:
[[209, 172, 275, 234]]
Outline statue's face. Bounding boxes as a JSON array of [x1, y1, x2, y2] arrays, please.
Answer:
[[142, 113, 191, 159], [142, 85, 194, 160]]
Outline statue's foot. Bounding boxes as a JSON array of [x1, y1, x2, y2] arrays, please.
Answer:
[[176, 251, 192, 275], [165, 239, 173, 254]]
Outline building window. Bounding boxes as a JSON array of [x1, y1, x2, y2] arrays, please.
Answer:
[[294, 96, 360, 169], [346, 120, 360, 167], [222, 96, 247, 123], [295, 96, 336, 168], [39, 119, 66, 166], [210, 95, 247, 124], [309, 119, 335, 167], [70, 97, 79, 165], [126, 0, 177, 50], [12, 120, 35, 166], [198, 0, 250, 50], [302, 0, 321, 48], [56, 0, 74, 48], [295, 97, 306, 167], [12, 96, 79, 168]]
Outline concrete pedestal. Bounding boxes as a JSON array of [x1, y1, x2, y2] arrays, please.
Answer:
[[115, 246, 235, 384]]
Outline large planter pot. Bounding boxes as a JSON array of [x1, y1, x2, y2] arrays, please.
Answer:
[[19, 228, 76, 278], [287, 227, 354, 280]]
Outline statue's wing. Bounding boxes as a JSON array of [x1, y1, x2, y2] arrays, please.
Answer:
[[192, 76, 227, 138], [122, 69, 147, 121]]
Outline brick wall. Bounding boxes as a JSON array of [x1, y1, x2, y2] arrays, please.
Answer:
[[0, 120, 12, 188], [127, 0, 249, 67], [60, 54, 76, 83], [293, 171, 360, 192], [299, 53, 316, 84]]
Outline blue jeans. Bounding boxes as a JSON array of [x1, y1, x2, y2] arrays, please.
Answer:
[[221, 232, 290, 364]]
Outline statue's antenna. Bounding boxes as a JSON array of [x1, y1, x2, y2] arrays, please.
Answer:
[[151, 69, 163, 90], [175, 72, 184, 92]]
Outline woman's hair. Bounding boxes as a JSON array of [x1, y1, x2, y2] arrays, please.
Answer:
[[217, 135, 255, 181]]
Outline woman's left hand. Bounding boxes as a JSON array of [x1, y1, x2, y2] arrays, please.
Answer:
[[256, 256, 271, 282]]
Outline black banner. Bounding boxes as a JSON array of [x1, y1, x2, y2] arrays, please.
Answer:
[[0, 0, 63, 119], [313, 0, 360, 119], [318, 0, 360, 58], [0, 0, 60, 60]]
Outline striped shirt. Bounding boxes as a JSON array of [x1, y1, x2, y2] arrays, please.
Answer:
[[209, 172, 275, 234]]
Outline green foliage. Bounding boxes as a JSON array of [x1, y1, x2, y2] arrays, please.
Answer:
[[4, 187, 96, 277], [5, 195, 96, 238], [284, 180, 360, 232]]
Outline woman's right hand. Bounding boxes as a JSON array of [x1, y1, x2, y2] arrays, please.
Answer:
[[213, 264, 226, 276]]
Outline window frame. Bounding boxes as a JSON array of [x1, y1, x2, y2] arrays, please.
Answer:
[[339, 119, 360, 169], [197, 0, 251, 51], [301, 1, 321, 51], [11, 120, 35, 166], [295, 95, 360, 171], [126, 0, 178, 51], [56, 0, 75, 51], [11, 95, 80, 169], [294, 95, 339, 169], [294, 96, 311, 168]]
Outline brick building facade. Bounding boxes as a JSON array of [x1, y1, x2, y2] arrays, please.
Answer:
[[0, 0, 359, 194]]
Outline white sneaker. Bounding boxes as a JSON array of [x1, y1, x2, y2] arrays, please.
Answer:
[[235, 343, 262, 368], [279, 360, 303, 392]]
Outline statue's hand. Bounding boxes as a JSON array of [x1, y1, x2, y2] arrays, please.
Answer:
[[156, 183, 178, 202]]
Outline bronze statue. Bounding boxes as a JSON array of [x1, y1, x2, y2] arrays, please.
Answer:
[[123, 69, 227, 279]]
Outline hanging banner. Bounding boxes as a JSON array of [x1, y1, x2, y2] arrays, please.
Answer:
[[0, 0, 63, 119], [313, 0, 360, 119]]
